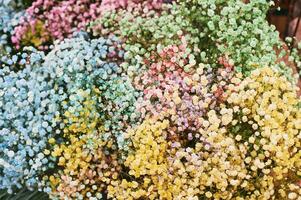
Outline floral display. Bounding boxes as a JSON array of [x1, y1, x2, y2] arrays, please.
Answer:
[[0, 0, 24, 56], [0, 0, 301, 199]]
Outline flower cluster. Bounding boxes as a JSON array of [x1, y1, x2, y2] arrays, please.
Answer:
[[134, 37, 234, 135], [12, 0, 103, 49], [11, 0, 165, 50], [108, 67, 301, 200], [91, 2, 199, 77], [224, 67, 301, 199], [41, 36, 141, 148], [106, 115, 246, 199], [0, 0, 24, 56], [0, 35, 140, 195], [45, 118, 122, 199], [0, 57, 59, 193], [179, 0, 295, 77], [0, 0, 301, 200], [38, 36, 140, 198]]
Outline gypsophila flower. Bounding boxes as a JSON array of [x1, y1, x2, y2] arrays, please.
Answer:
[[90, 2, 199, 78], [0, 0, 24, 56], [41, 35, 141, 149], [0, 62, 60, 192], [179, 0, 296, 79], [0, 0, 301, 199]]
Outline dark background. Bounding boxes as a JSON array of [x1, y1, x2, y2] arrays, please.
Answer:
[[268, 0, 301, 44]]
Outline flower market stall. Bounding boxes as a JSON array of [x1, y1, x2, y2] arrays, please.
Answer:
[[0, 0, 301, 199]]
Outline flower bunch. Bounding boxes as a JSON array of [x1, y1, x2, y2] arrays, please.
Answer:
[[179, 0, 294, 77], [0, 0, 24, 55], [0, 35, 141, 194], [91, 2, 199, 77], [38, 36, 140, 198], [224, 67, 301, 199], [0, 0, 301, 199], [106, 115, 247, 199], [41, 36, 141, 148], [12, 0, 103, 49], [134, 37, 234, 136], [11, 0, 166, 50], [108, 67, 301, 200], [0, 58, 59, 193]]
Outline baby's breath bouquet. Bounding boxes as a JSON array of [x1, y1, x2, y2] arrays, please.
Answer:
[[0, 0, 300, 199]]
